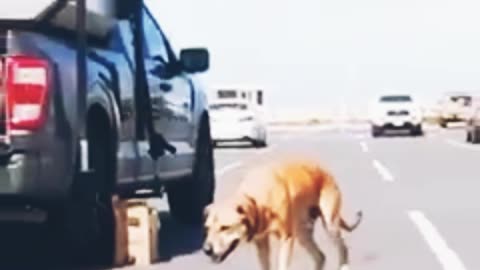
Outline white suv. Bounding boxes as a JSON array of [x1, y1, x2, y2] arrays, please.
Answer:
[[369, 94, 423, 137], [209, 100, 268, 147]]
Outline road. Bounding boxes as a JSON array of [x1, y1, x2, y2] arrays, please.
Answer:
[[142, 124, 478, 270], [0, 124, 477, 270]]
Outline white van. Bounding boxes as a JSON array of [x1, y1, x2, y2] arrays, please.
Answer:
[[209, 99, 268, 147]]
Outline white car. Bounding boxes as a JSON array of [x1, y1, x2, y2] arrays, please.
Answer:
[[209, 100, 268, 147], [369, 94, 423, 137]]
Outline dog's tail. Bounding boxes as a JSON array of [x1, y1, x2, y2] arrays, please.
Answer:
[[340, 211, 363, 232]]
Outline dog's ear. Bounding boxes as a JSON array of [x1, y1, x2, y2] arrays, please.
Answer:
[[236, 205, 245, 215], [237, 197, 258, 242]]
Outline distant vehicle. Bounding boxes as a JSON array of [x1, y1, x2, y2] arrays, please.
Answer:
[[369, 94, 423, 137], [209, 86, 265, 107], [438, 92, 472, 128], [465, 95, 480, 143], [209, 100, 268, 147]]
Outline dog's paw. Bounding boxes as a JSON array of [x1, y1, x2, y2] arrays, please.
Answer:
[[339, 264, 350, 270]]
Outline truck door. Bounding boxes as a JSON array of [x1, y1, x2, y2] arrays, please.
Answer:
[[103, 21, 146, 185], [141, 8, 195, 177]]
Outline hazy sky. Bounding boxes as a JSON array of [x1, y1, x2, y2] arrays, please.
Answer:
[[149, 0, 480, 117]]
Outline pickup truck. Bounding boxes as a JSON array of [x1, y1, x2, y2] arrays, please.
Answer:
[[438, 92, 472, 128], [0, 1, 214, 266]]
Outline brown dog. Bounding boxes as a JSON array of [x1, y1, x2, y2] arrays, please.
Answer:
[[203, 158, 362, 270]]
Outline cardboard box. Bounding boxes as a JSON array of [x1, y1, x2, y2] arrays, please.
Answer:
[[127, 200, 160, 266], [112, 195, 135, 267]]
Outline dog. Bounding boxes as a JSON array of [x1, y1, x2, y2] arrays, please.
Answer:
[[203, 157, 362, 270]]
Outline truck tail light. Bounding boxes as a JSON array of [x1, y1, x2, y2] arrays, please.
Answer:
[[4, 55, 49, 131]]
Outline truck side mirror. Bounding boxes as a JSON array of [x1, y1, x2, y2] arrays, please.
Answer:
[[179, 48, 209, 74]]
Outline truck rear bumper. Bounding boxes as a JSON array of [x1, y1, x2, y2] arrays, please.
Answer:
[[0, 152, 66, 208], [0, 153, 40, 196]]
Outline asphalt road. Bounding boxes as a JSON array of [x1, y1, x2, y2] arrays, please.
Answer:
[[1, 124, 477, 270], [142, 124, 479, 270]]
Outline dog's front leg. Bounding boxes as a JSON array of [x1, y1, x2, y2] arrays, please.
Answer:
[[276, 237, 294, 270], [255, 237, 271, 270]]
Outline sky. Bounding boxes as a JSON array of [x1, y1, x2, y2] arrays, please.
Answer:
[[7, 0, 480, 118], [14, 0, 480, 118], [145, 0, 480, 119], [10, 0, 475, 119]]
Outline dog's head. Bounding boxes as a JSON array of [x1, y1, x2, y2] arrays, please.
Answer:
[[202, 197, 257, 263]]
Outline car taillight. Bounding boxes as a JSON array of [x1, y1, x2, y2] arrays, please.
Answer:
[[4, 55, 49, 131]]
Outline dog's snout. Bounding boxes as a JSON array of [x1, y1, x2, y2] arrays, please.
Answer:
[[203, 243, 214, 256]]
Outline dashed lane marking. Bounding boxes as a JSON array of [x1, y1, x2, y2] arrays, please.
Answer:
[[408, 210, 467, 270]]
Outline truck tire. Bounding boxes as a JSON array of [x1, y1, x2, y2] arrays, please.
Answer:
[[166, 117, 215, 225], [467, 131, 473, 142], [411, 125, 424, 136], [440, 119, 448, 128], [372, 126, 382, 137], [253, 139, 267, 148], [472, 129, 480, 144], [49, 114, 115, 267], [257, 132, 268, 148]]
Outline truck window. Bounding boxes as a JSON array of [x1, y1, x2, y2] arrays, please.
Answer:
[[142, 8, 169, 63]]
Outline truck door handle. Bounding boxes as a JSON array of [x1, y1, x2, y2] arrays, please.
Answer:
[[159, 83, 172, 92]]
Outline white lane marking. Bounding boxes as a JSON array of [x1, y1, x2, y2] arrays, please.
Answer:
[[408, 210, 467, 270], [256, 144, 277, 155], [215, 161, 243, 177], [360, 141, 369, 153], [445, 139, 480, 151], [354, 134, 366, 139], [372, 159, 394, 182]]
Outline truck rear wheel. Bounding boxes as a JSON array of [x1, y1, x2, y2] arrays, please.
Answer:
[[467, 131, 473, 142], [411, 125, 424, 136], [472, 129, 480, 144], [440, 119, 448, 128], [49, 111, 115, 267], [372, 126, 382, 137], [166, 117, 215, 225]]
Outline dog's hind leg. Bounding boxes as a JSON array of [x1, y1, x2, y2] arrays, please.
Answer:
[[255, 237, 271, 270], [318, 185, 350, 270], [276, 237, 294, 270], [327, 226, 349, 270], [296, 220, 326, 270]]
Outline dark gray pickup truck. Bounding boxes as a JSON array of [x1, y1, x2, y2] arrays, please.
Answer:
[[0, 0, 215, 265]]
